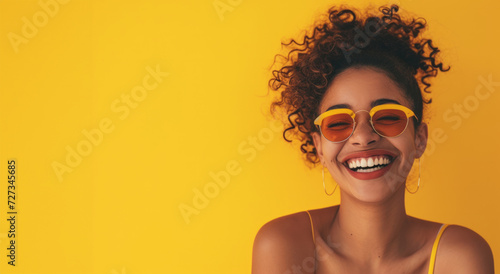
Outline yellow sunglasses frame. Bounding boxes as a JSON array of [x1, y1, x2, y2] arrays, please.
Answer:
[[314, 104, 418, 142]]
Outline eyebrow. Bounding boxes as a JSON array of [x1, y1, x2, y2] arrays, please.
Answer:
[[371, 98, 402, 107], [324, 98, 402, 112], [325, 103, 351, 111]]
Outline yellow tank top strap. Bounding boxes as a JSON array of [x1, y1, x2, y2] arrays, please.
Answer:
[[305, 210, 315, 244], [428, 224, 449, 274]]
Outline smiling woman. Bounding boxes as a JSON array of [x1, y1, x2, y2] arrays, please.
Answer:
[[252, 5, 494, 274]]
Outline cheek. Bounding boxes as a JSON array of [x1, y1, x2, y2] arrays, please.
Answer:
[[321, 141, 344, 164], [393, 138, 418, 170]]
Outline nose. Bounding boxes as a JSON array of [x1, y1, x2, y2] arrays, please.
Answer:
[[348, 111, 380, 146]]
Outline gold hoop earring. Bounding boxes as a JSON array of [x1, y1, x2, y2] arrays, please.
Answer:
[[322, 167, 338, 196], [406, 158, 421, 194]]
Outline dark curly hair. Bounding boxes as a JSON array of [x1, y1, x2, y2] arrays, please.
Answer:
[[269, 4, 449, 166]]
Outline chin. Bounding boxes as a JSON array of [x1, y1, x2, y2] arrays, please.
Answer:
[[342, 178, 405, 204]]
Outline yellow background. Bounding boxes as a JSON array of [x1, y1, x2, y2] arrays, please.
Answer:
[[1, 0, 499, 273]]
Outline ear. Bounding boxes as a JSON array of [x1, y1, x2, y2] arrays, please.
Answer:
[[414, 122, 428, 159], [312, 132, 325, 164]]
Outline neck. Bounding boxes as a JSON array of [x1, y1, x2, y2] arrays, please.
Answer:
[[329, 187, 409, 263]]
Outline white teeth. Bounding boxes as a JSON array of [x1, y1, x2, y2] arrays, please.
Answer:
[[360, 158, 367, 167], [356, 166, 383, 173], [346, 156, 392, 171], [367, 158, 374, 167]]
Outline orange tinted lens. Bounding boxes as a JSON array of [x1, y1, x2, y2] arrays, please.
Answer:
[[321, 113, 354, 142], [372, 109, 408, 137]]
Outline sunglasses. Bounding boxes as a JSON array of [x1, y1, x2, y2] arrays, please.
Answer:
[[314, 104, 417, 143]]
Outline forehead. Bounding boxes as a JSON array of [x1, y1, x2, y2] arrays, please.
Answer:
[[319, 66, 410, 113]]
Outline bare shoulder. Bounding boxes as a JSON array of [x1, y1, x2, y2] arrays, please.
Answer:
[[435, 224, 494, 273], [252, 211, 316, 274]]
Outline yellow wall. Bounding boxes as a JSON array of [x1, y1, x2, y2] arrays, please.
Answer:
[[0, 0, 499, 273]]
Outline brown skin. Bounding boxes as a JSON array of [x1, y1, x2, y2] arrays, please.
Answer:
[[252, 207, 493, 273], [252, 67, 494, 273]]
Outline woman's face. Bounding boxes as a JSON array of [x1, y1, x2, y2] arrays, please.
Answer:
[[312, 66, 428, 203]]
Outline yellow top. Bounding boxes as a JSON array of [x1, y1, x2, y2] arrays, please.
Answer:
[[304, 211, 449, 274], [305, 210, 315, 243], [428, 224, 449, 274]]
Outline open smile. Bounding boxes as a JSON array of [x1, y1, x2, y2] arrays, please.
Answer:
[[345, 155, 393, 172], [341, 150, 396, 180]]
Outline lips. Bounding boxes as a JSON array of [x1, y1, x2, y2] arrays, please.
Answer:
[[341, 150, 396, 180]]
